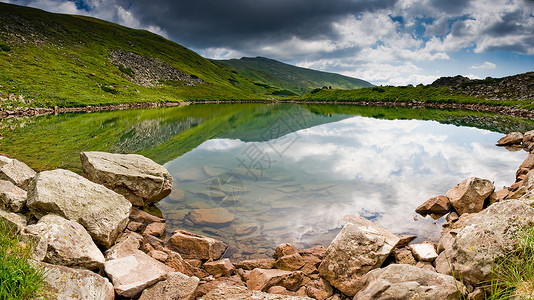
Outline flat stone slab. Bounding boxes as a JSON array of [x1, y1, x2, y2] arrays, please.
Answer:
[[104, 250, 174, 298]]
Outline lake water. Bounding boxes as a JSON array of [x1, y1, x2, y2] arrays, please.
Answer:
[[0, 103, 532, 260]]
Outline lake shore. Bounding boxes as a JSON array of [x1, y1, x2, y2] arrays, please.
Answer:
[[1, 99, 534, 120]]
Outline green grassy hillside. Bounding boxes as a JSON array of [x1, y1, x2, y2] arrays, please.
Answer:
[[0, 3, 281, 108], [216, 57, 373, 95]]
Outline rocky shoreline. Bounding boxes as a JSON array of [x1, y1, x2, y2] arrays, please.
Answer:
[[1, 130, 534, 299], [1, 99, 534, 120]]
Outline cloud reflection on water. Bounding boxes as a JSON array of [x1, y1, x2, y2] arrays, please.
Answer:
[[164, 115, 527, 252]]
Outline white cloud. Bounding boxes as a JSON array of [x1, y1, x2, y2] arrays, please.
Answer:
[[470, 61, 497, 70]]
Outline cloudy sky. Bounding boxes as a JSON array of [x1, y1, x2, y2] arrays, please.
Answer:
[[4, 0, 534, 85]]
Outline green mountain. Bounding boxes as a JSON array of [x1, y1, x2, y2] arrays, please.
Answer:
[[0, 3, 371, 109], [216, 57, 373, 95]]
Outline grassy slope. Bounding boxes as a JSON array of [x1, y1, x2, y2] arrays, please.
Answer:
[[216, 57, 373, 95], [300, 85, 534, 110], [0, 3, 273, 108]]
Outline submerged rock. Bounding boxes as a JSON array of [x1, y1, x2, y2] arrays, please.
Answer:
[[317, 215, 400, 297], [26, 169, 131, 248], [80, 151, 172, 206], [354, 264, 466, 300], [187, 207, 235, 227], [446, 177, 494, 215]]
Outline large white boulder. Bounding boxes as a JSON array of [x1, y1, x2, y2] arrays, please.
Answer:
[[26, 169, 131, 248], [24, 214, 105, 270], [80, 151, 172, 206], [318, 215, 400, 297], [447, 197, 534, 286]]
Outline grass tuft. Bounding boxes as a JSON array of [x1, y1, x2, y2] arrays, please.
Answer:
[[486, 226, 534, 299], [0, 219, 47, 300]]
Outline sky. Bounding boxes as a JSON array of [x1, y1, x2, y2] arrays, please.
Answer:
[[3, 0, 534, 86]]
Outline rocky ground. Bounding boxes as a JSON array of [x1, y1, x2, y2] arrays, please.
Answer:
[[1, 131, 534, 299]]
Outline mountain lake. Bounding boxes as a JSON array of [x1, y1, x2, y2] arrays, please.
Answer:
[[1, 103, 533, 260]]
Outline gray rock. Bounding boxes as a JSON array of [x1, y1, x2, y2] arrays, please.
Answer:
[[80, 151, 172, 206], [447, 198, 534, 286], [354, 264, 466, 300], [104, 249, 174, 298], [26, 169, 131, 248], [0, 180, 27, 212], [24, 214, 105, 270], [41, 262, 114, 300], [139, 272, 200, 300], [318, 215, 400, 297], [446, 177, 494, 215], [0, 159, 36, 190]]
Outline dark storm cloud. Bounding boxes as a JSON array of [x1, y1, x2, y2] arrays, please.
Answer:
[[127, 0, 398, 49]]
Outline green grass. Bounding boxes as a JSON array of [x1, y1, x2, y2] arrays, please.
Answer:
[[300, 85, 534, 110], [216, 56, 373, 95], [486, 226, 534, 299], [0, 220, 47, 300]]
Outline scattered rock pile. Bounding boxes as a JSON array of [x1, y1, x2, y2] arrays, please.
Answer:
[[108, 50, 206, 87]]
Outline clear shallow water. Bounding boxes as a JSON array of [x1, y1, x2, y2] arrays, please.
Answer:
[[158, 111, 528, 260]]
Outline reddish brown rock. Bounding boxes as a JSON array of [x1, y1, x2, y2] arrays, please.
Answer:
[[139, 272, 199, 300], [196, 276, 244, 298], [149, 250, 168, 262], [274, 253, 306, 271], [273, 243, 299, 259], [246, 269, 304, 292], [203, 259, 236, 277], [489, 189, 510, 205], [163, 250, 209, 279], [520, 154, 534, 169], [497, 132, 524, 146], [166, 230, 228, 260], [144, 222, 166, 237], [267, 286, 297, 296], [446, 177, 494, 215], [396, 235, 417, 248], [187, 208, 234, 227], [415, 195, 451, 215], [305, 278, 333, 300], [127, 221, 143, 232], [523, 130, 534, 151], [299, 255, 322, 275], [130, 207, 165, 224], [394, 250, 417, 265], [298, 246, 327, 259], [234, 258, 276, 270]]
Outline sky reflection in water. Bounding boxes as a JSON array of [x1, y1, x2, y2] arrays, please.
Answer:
[[160, 115, 527, 259]]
